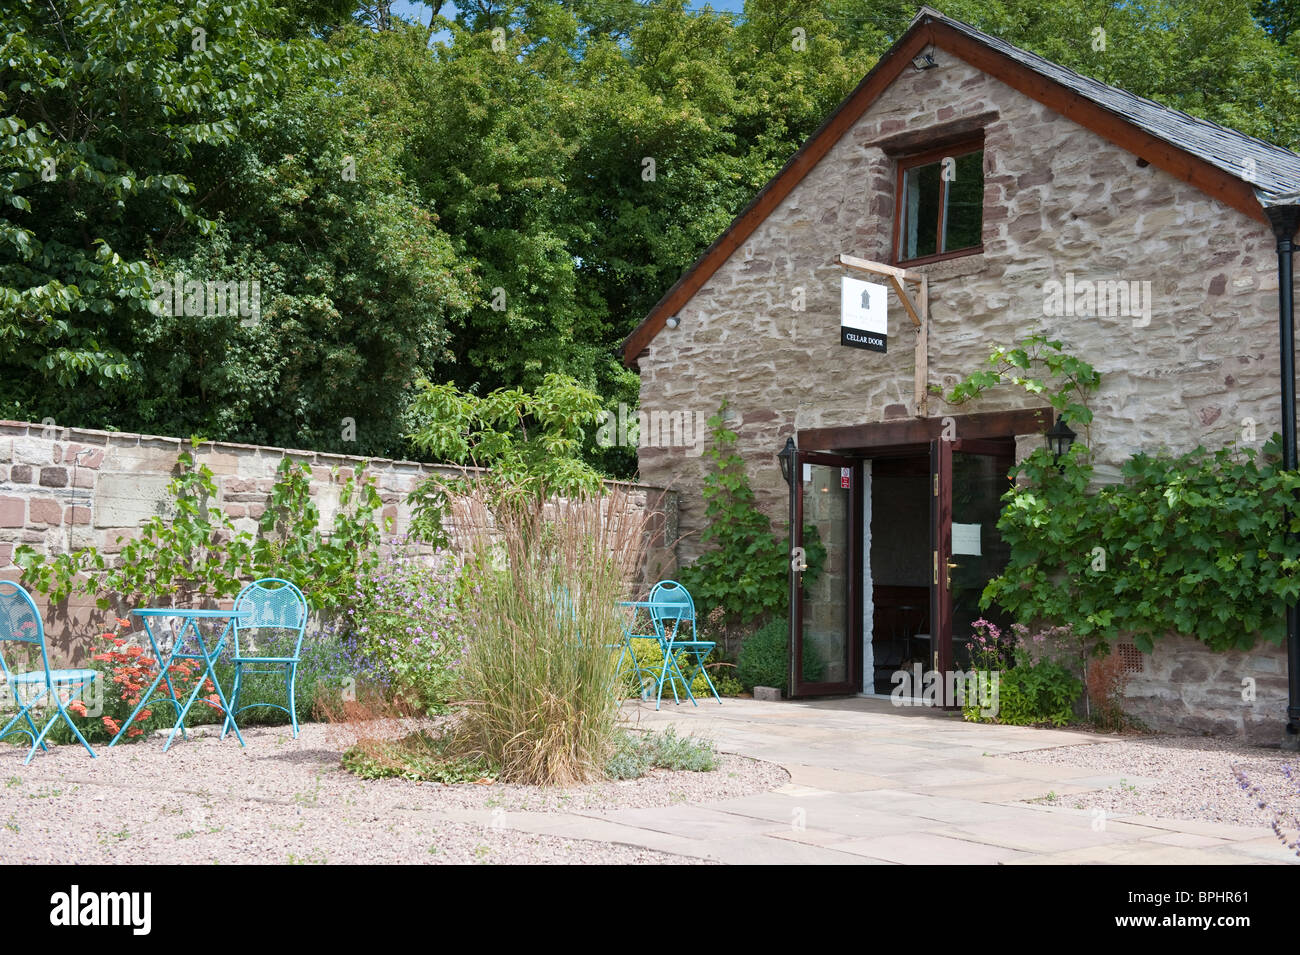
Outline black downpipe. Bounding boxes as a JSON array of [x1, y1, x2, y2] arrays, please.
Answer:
[[1267, 205, 1300, 744]]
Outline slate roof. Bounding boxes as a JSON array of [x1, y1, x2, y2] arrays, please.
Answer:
[[914, 6, 1300, 205]]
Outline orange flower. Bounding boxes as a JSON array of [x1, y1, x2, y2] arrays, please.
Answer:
[[134, 709, 153, 722], [126, 726, 142, 738], [102, 717, 120, 734], [115, 617, 132, 628], [67, 700, 88, 717]]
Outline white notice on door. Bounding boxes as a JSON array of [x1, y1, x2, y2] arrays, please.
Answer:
[[952, 522, 982, 556]]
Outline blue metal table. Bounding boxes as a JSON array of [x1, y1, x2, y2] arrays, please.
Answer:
[[109, 608, 250, 751]]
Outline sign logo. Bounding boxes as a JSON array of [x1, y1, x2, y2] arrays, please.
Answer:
[[840, 276, 887, 352]]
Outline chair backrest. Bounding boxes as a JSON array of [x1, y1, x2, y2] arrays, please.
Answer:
[[0, 581, 51, 687], [647, 580, 695, 645], [232, 578, 309, 658]]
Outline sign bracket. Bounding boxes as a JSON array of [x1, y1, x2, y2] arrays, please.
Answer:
[[835, 254, 930, 417]]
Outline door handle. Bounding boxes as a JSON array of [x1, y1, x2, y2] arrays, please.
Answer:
[[946, 559, 958, 588]]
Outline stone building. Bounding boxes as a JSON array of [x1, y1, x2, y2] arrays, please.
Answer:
[[623, 7, 1300, 738]]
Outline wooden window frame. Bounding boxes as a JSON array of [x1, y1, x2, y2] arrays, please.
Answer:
[[893, 138, 985, 267]]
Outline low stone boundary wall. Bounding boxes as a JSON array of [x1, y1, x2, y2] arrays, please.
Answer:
[[0, 421, 677, 662]]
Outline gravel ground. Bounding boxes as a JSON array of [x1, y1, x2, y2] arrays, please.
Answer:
[[1008, 735, 1300, 829], [0, 721, 782, 864]]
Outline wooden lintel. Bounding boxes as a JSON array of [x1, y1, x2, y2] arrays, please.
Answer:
[[799, 407, 1052, 452]]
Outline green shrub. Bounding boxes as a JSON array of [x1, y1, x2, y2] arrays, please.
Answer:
[[605, 731, 654, 780], [963, 661, 1082, 726], [647, 726, 717, 772], [345, 541, 466, 716], [618, 637, 739, 699], [736, 617, 823, 692]]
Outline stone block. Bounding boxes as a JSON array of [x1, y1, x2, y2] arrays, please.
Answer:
[[28, 498, 62, 526], [39, 467, 68, 488], [9, 464, 32, 484], [94, 473, 174, 528], [753, 686, 782, 702], [65, 506, 91, 526], [0, 497, 23, 527]]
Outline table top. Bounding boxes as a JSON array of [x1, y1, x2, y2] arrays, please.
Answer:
[[132, 608, 251, 619]]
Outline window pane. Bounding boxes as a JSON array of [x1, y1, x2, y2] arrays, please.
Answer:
[[902, 161, 941, 260], [942, 150, 983, 253]]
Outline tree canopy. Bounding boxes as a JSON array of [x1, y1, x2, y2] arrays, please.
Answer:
[[3, 0, 1298, 469]]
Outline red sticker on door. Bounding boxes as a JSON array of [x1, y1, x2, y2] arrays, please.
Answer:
[[841, 468, 850, 489]]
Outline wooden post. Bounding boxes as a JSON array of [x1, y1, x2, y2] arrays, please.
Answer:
[[915, 275, 928, 417]]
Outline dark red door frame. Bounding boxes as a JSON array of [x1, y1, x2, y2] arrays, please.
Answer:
[[790, 450, 862, 697]]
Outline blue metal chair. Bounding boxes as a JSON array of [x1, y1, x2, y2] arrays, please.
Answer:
[[646, 580, 721, 709], [0, 581, 96, 763], [220, 578, 309, 739]]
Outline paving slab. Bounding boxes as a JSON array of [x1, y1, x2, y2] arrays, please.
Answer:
[[834, 831, 1032, 865]]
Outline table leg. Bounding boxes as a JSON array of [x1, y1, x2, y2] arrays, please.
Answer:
[[163, 620, 244, 751]]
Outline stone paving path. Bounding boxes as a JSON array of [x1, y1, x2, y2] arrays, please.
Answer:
[[477, 697, 1295, 864]]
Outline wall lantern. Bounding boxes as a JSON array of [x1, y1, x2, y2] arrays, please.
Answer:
[[665, 315, 681, 329], [911, 51, 937, 71], [1045, 414, 1076, 465], [778, 437, 797, 486]]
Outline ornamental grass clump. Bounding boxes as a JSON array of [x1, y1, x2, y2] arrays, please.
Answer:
[[448, 484, 649, 786]]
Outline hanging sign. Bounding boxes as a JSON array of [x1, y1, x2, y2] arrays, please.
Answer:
[[840, 276, 888, 353]]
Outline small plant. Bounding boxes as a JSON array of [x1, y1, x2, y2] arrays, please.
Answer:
[[1234, 763, 1300, 856], [342, 730, 497, 784], [604, 728, 717, 779], [345, 538, 467, 716], [961, 619, 1083, 726], [1085, 647, 1132, 731]]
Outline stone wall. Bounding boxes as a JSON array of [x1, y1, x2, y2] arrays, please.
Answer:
[[0, 420, 677, 662], [1122, 636, 1289, 743], [635, 49, 1290, 735]]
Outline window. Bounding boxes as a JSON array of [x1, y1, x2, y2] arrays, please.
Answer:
[[895, 144, 984, 264]]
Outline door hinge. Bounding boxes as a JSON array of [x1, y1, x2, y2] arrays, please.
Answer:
[[933, 473, 938, 496], [933, 549, 939, 585]]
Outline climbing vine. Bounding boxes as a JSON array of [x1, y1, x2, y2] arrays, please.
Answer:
[[677, 402, 824, 632], [14, 444, 387, 612], [942, 335, 1300, 652]]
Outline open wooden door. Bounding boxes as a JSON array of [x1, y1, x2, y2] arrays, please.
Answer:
[[931, 437, 1016, 702], [790, 450, 861, 696]]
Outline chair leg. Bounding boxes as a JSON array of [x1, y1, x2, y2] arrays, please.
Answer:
[[287, 662, 299, 738], [221, 665, 242, 741], [52, 678, 97, 757]]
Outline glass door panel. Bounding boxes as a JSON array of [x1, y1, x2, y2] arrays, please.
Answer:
[[792, 452, 858, 695]]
